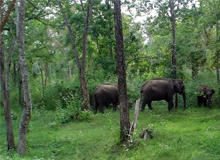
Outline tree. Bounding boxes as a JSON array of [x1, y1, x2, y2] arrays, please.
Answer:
[[113, 0, 130, 142], [199, 0, 220, 103], [169, 0, 176, 79], [56, 0, 92, 111], [0, 0, 16, 151], [17, 0, 32, 156]]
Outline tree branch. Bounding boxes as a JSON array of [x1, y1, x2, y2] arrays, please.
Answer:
[[0, 0, 16, 32]]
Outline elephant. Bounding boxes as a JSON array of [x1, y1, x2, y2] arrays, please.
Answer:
[[94, 84, 119, 114], [140, 78, 186, 111], [197, 85, 215, 109]]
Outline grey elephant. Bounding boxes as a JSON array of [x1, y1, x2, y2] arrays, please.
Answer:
[[140, 78, 186, 111], [197, 85, 215, 109], [94, 84, 119, 114]]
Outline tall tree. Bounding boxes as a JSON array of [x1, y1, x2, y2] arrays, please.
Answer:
[[56, 0, 92, 110], [169, 0, 176, 79], [0, 0, 16, 151], [17, 0, 32, 156], [113, 0, 130, 142]]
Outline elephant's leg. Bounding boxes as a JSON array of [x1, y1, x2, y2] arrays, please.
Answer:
[[99, 104, 104, 113], [203, 98, 207, 107], [113, 103, 117, 111], [148, 102, 153, 110], [94, 107, 98, 114], [141, 101, 146, 111], [174, 93, 178, 109], [168, 98, 174, 110], [197, 96, 203, 106], [94, 101, 98, 114], [207, 100, 211, 109]]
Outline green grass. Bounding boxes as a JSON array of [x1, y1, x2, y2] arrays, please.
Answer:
[[1, 105, 220, 160]]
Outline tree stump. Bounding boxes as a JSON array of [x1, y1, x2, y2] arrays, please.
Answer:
[[140, 125, 154, 141]]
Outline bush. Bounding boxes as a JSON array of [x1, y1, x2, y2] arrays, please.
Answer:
[[55, 92, 94, 125], [42, 81, 81, 110]]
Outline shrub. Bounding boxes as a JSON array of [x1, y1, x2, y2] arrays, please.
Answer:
[[55, 92, 94, 125], [42, 81, 81, 110]]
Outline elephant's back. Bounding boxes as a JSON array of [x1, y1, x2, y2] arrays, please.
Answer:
[[94, 84, 118, 95], [141, 79, 170, 92]]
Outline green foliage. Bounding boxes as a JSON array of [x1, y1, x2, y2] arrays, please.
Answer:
[[184, 69, 218, 108], [55, 93, 94, 125], [42, 81, 81, 110]]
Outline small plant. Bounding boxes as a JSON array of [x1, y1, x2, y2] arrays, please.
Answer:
[[140, 124, 154, 140], [54, 92, 93, 125]]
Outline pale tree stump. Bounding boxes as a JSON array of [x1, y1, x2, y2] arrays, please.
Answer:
[[128, 99, 154, 141], [140, 124, 154, 141], [129, 99, 140, 135]]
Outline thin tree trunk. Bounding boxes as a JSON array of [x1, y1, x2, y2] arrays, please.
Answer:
[[216, 14, 220, 105], [0, 0, 16, 151], [169, 0, 176, 79], [105, 0, 114, 58], [113, 0, 130, 142], [69, 61, 72, 78], [56, 0, 91, 110], [169, 0, 178, 108], [44, 62, 49, 87], [39, 66, 45, 97], [17, 0, 32, 156], [0, 39, 15, 151], [80, 0, 92, 110]]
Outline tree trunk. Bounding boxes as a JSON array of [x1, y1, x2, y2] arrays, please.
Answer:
[[68, 61, 72, 79], [39, 66, 45, 97], [105, 0, 114, 58], [0, 0, 16, 151], [0, 39, 15, 151], [169, 0, 178, 108], [169, 0, 176, 79], [216, 14, 220, 105], [44, 62, 49, 87], [113, 0, 130, 142], [17, 0, 32, 156], [56, 0, 91, 110], [80, 0, 92, 110]]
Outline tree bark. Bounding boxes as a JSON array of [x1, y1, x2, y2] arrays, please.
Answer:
[[56, 0, 91, 110], [80, 0, 92, 110], [169, 0, 176, 79], [215, 13, 220, 105], [169, 0, 178, 108], [0, 39, 15, 151], [113, 0, 130, 142], [17, 0, 32, 156], [0, 0, 16, 151]]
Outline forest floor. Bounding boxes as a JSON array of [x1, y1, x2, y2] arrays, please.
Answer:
[[1, 104, 220, 160]]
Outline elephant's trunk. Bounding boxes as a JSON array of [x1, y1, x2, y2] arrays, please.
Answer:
[[207, 99, 211, 109]]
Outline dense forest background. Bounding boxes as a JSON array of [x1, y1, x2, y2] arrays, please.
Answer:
[[5, 0, 218, 109], [1, 0, 220, 157]]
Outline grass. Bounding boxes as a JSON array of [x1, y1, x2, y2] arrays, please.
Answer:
[[1, 105, 220, 160]]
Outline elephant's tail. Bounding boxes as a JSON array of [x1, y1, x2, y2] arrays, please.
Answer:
[[140, 90, 143, 108], [94, 94, 98, 107], [94, 94, 98, 114]]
